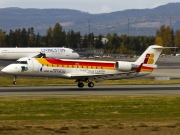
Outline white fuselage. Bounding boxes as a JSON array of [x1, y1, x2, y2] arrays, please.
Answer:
[[0, 45, 165, 87], [1, 57, 151, 81], [0, 47, 79, 60]]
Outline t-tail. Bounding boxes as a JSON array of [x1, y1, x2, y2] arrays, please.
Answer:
[[134, 45, 164, 73]]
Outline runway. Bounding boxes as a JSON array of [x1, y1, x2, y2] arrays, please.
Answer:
[[0, 85, 180, 96], [0, 57, 180, 97]]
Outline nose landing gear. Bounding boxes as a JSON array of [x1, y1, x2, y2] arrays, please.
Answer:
[[13, 76, 17, 85]]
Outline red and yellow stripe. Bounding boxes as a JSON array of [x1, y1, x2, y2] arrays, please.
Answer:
[[35, 58, 154, 72], [141, 66, 154, 72], [36, 58, 115, 70]]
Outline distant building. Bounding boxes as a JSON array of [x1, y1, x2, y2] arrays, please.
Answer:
[[75, 48, 104, 57], [76, 37, 107, 57], [101, 38, 108, 44]]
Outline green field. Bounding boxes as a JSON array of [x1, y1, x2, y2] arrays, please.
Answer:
[[0, 96, 180, 135], [0, 77, 180, 134]]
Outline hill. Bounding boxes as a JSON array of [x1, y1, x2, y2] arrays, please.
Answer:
[[0, 3, 180, 36]]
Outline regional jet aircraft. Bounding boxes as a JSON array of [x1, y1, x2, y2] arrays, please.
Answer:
[[1, 45, 164, 88], [0, 47, 79, 60]]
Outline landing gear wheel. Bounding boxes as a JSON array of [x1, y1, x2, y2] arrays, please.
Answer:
[[88, 82, 94, 87], [78, 82, 84, 88], [13, 76, 17, 85], [13, 81, 17, 85]]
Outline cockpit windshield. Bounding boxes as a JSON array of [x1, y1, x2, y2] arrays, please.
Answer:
[[72, 51, 77, 53], [13, 61, 27, 64]]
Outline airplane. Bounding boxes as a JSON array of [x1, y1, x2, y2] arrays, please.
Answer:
[[0, 47, 79, 60], [1, 45, 164, 87]]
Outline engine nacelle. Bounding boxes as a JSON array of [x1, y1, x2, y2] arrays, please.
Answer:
[[115, 61, 138, 72]]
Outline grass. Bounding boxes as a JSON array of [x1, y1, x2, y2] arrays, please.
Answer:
[[1, 76, 180, 86], [0, 96, 180, 135], [0, 96, 180, 120], [0, 77, 180, 134]]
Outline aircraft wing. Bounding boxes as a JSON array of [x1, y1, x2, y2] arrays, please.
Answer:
[[71, 63, 144, 82], [71, 72, 140, 82]]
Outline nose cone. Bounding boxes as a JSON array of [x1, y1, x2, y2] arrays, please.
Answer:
[[75, 53, 80, 58], [1, 66, 10, 73], [1, 65, 14, 74]]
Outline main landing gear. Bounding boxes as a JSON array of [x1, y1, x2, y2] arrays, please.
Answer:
[[77, 81, 94, 88], [78, 82, 84, 88], [88, 82, 94, 87]]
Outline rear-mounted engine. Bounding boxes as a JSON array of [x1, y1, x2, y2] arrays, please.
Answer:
[[115, 61, 138, 72]]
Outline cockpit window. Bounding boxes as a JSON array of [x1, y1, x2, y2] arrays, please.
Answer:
[[20, 61, 28, 64], [72, 51, 77, 53], [13, 61, 27, 64]]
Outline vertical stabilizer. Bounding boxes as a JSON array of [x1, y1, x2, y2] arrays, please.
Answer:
[[135, 45, 164, 67]]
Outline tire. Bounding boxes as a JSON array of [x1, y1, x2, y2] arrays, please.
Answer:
[[88, 82, 94, 87], [78, 83, 84, 88], [13, 81, 17, 85]]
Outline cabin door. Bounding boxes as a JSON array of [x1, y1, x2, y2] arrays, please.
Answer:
[[28, 58, 40, 72]]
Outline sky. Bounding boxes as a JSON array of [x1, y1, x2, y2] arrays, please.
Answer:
[[0, 0, 180, 14]]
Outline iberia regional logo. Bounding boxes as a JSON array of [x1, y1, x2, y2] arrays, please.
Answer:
[[21, 66, 28, 72], [143, 53, 154, 64]]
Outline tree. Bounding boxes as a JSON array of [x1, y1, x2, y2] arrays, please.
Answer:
[[87, 33, 94, 48], [6, 29, 16, 47], [46, 26, 53, 47], [20, 28, 28, 47], [66, 30, 81, 48], [0, 29, 6, 47], [82, 34, 88, 48], [28, 27, 35, 47], [156, 25, 173, 47], [155, 37, 163, 46], [103, 33, 112, 53], [52, 23, 66, 47], [174, 30, 180, 48], [95, 34, 103, 49]]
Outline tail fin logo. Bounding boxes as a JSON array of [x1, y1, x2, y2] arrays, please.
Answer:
[[143, 53, 154, 64]]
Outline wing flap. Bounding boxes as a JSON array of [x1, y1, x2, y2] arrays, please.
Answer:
[[71, 62, 146, 82], [71, 72, 139, 82]]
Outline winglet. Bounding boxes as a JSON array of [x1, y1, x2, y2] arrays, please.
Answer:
[[135, 63, 143, 72]]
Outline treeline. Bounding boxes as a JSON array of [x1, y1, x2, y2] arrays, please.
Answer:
[[0, 23, 180, 54]]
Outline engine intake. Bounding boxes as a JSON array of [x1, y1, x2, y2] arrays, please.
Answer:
[[115, 61, 138, 72]]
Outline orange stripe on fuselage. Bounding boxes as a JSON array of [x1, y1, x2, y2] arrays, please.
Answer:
[[36, 58, 116, 70], [36, 58, 154, 72], [141, 66, 154, 72]]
